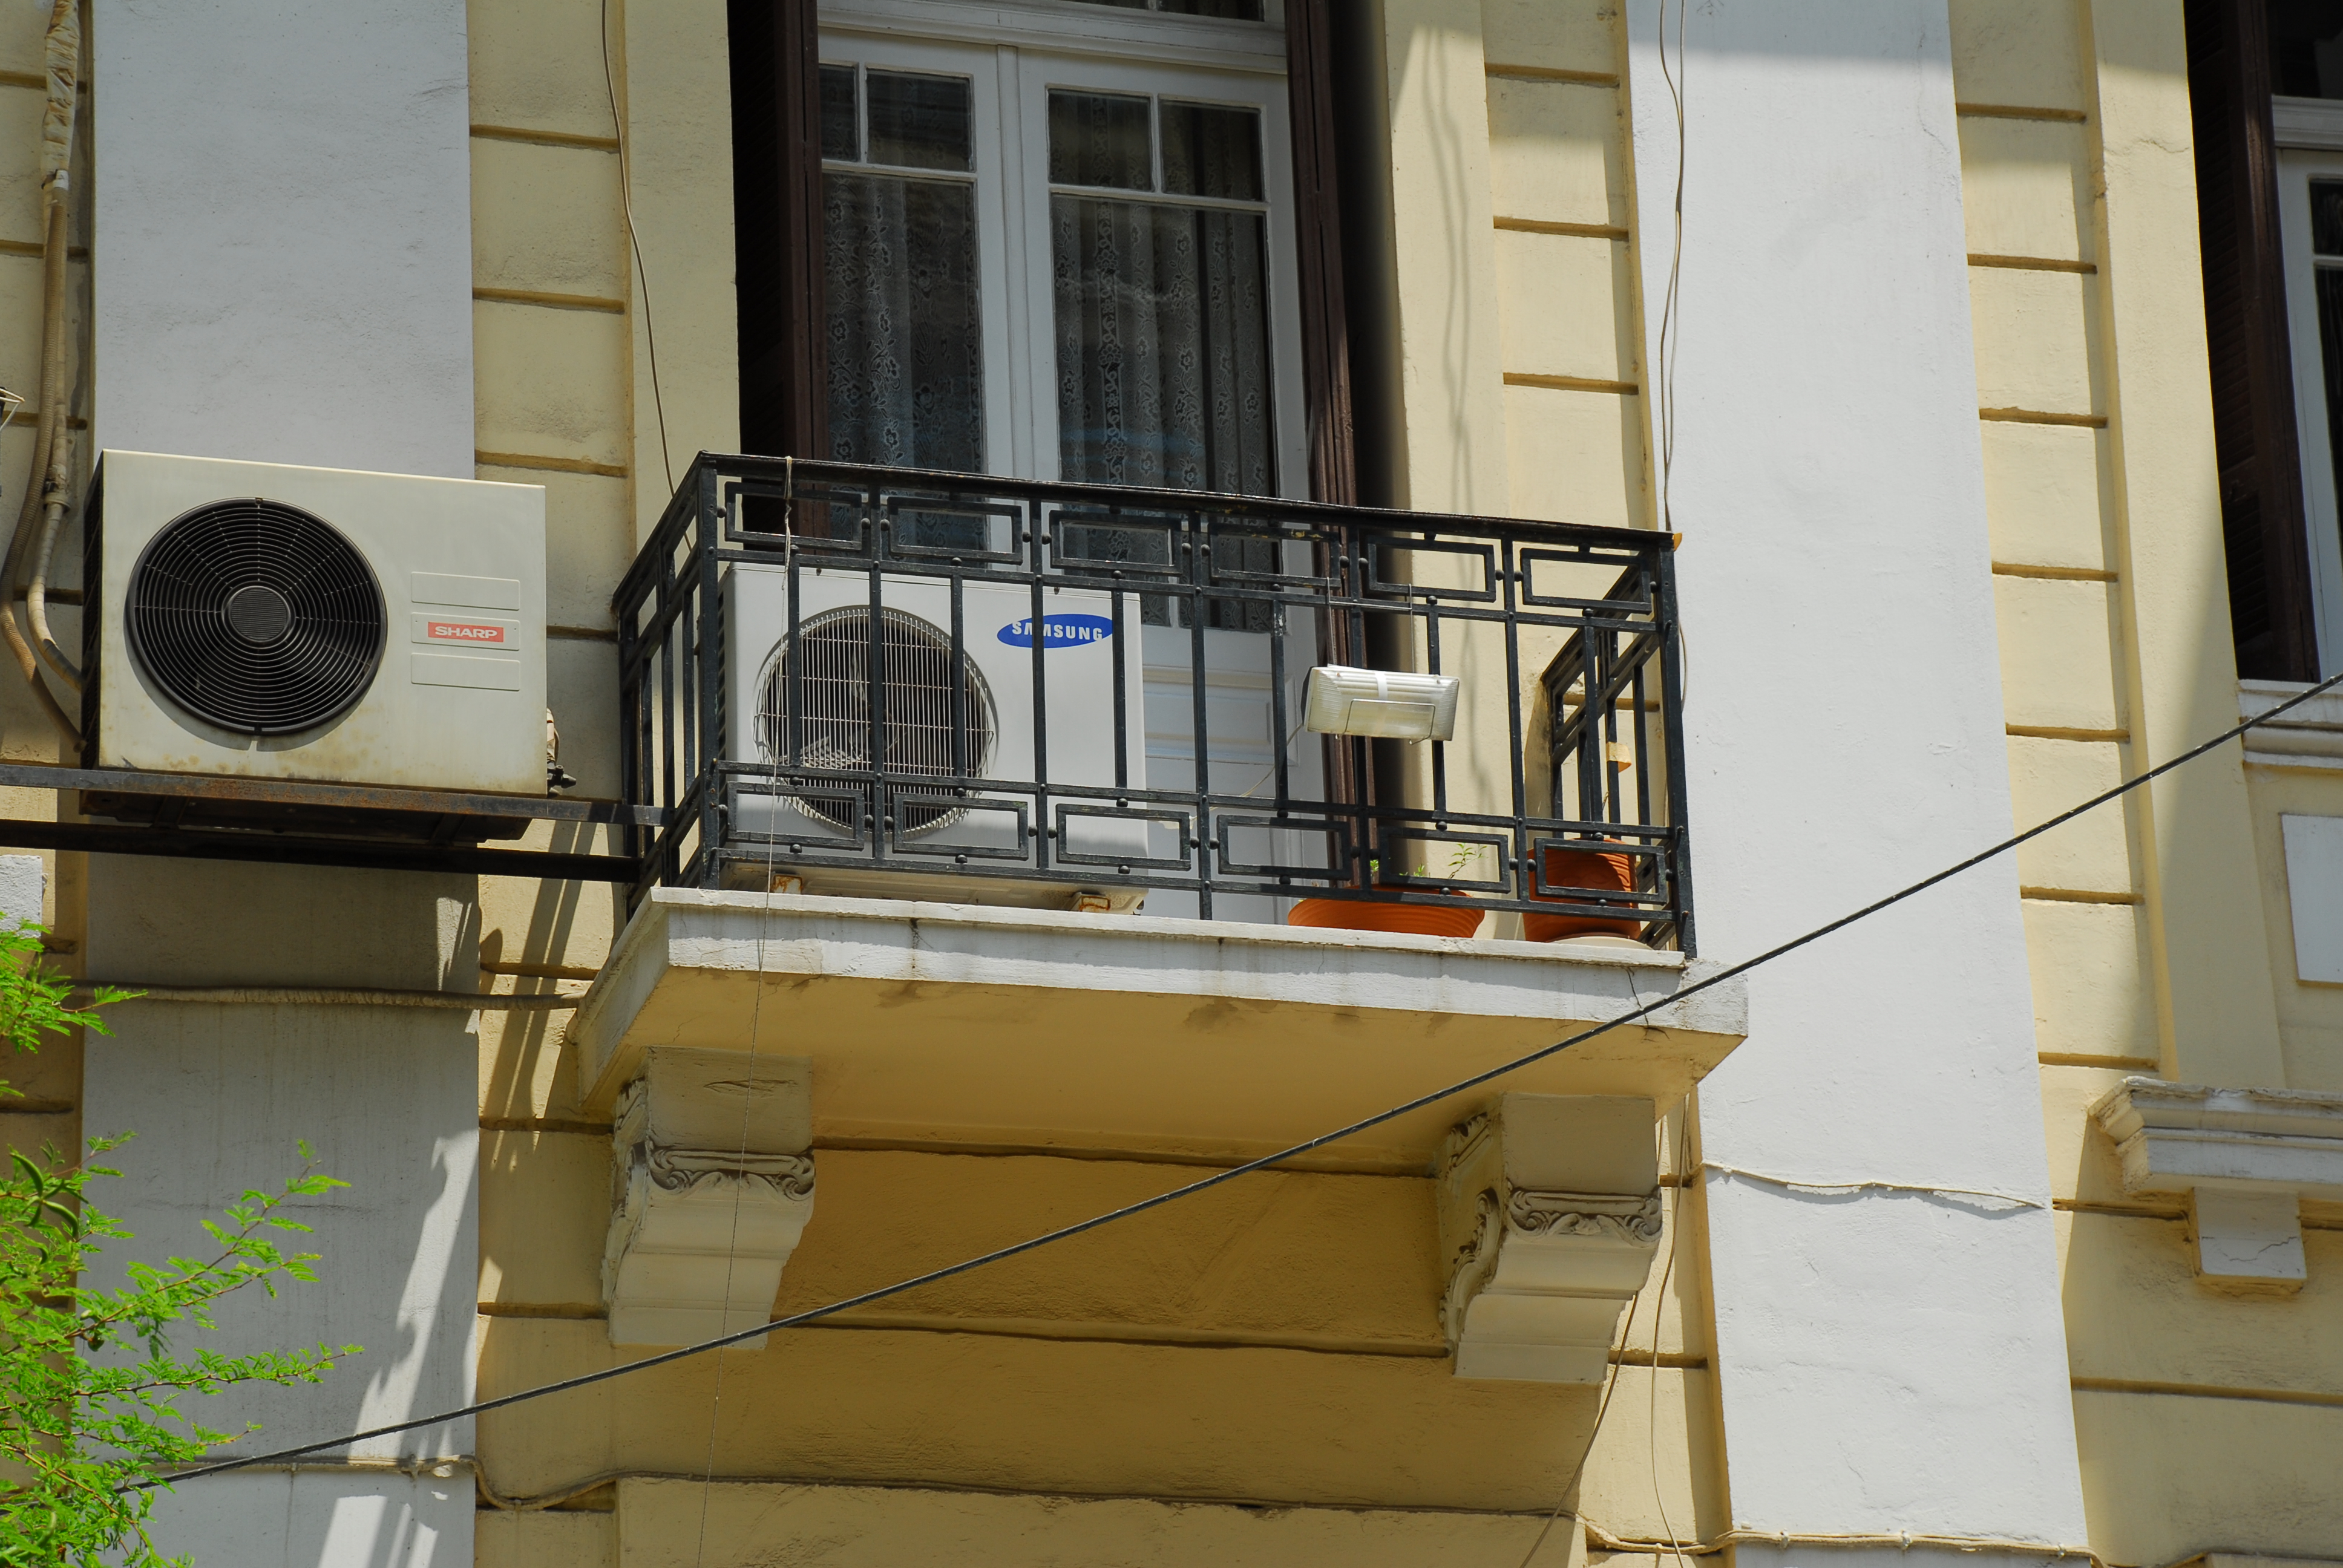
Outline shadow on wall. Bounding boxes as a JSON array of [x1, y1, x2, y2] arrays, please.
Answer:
[[140, 1468, 470, 1568]]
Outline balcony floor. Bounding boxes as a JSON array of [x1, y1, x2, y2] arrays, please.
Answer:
[[571, 889, 1748, 1171]]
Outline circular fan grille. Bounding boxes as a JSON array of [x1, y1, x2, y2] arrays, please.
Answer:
[[125, 498, 387, 736], [757, 607, 995, 836]]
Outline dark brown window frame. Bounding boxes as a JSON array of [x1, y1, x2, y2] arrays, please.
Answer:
[[2187, 0, 2322, 681]]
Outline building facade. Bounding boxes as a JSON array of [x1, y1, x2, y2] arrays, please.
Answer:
[[0, 0, 2333, 1564]]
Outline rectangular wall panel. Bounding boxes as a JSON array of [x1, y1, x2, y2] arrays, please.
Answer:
[[90, 0, 475, 476]]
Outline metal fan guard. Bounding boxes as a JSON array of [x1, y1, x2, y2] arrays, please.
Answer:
[[124, 498, 386, 736], [755, 606, 996, 837]]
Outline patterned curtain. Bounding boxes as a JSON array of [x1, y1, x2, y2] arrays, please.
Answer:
[[824, 171, 984, 476], [1051, 200, 1273, 495], [1052, 190, 1276, 629]]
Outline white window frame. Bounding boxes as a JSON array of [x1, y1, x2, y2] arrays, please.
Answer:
[[2276, 145, 2343, 673], [819, 0, 1307, 499], [816, 36, 1020, 477]]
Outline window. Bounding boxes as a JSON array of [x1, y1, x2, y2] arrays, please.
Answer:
[[2276, 157, 2343, 666], [799, 5, 1306, 501], [1047, 88, 1277, 495], [819, 63, 988, 475], [1066, 0, 1263, 16]]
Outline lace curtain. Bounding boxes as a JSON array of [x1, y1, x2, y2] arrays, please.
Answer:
[[1051, 193, 1276, 627], [1051, 200, 1273, 495], [824, 172, 985, 476]]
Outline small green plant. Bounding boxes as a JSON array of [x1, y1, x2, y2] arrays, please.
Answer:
[[0, 918, 358, 1568], [1369, 841, 1486, 884]]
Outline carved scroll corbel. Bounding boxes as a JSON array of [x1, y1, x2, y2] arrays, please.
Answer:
[[600, 1048, 816, 1347], [1434, 1094, 1665, 1383]]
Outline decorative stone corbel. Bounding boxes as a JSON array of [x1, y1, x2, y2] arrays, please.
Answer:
[[1435, 1093, 1662, 1382], [2089, 1077, 2343, 1294], [602, 1047, 816, 1346]]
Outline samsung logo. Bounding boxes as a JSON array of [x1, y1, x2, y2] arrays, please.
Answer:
[[997, 613, 1115, 649]]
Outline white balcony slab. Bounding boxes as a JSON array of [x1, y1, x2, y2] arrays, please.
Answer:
[[571, 890, 1748, 1170]]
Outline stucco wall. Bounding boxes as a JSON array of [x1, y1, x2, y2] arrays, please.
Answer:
[[1949, 1, 2343, 1559], [88, 0, 476, 477], [1620, 0, 2088, 1546]]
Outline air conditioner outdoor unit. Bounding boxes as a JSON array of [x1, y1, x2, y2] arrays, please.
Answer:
[[83, 451, 548, 805], [722, 560, 1150, 911]]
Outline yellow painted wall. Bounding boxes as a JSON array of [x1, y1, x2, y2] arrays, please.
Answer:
[[1953, 2, 2343, 1560], [2243, 763, 2343, 1091]]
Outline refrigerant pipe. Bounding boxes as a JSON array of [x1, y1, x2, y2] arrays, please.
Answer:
[[0, 0, 81, 743]]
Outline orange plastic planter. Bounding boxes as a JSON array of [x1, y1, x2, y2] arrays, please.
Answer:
[[1285, 895, 1484, 939], [1522, 844, 1645, 942]]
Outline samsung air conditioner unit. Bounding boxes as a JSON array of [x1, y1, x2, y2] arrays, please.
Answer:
[[723, 560, 1151, 911], [83, 451, 548, 812]]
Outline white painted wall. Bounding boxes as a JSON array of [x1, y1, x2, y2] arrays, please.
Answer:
[[84, 1003, 477, 1462], [1620, 0, 2088, 1547], [79, 7, 480, 1560], [89, 0, 475, 477], [80, 861, 480, 1566], [137, 1470, 470, 1568]]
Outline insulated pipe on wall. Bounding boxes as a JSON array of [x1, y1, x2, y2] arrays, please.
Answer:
[[0, 0, 81, 741], [25, 0, 80, 690]]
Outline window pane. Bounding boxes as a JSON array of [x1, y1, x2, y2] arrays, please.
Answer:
[[1060, 0, 1264, 15], [867, 70, 971, 172], [819, 65, 857, 161], [2316, 180, 2343, 256], [1052, 194, 1275, 498], [825, 172, 985, 473], [2318, 268, 2343, 563], [1161, 103, 1261, 201], [2270, 1, 2343, 100], [1049, 91, 1153, 191]]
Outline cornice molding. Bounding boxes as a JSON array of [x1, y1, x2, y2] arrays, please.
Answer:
[[2240, 679, 2343, 768], [2274, 96, 2343, 152], [2089, 1077, 2343, 1292]]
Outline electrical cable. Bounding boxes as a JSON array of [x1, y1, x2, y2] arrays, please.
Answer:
[[1696, 1161, 2045, 1210], [1506, 1100, 1678, 1568], [690, 480, 796, 1568], [1506, 1298, 1631, 1568], [1644, 1099, 1688, 1568], [1654, 0, 1686, 538], [1584, 1525, 2106, 1566], [603, 0, 676, 497], [141, 662, 2343, 1490]]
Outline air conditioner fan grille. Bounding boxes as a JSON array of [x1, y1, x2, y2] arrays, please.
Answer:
[[124, 498, 387, 736], [757, 606, 995, 836]]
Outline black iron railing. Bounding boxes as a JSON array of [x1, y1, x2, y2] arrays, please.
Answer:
[[615, 455, 1694, 952]]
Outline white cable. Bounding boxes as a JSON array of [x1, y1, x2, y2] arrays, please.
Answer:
[[1588, 1524, 2108, 1566], [602, 0, 675, 495], [1647, 1099, 1689, 1568], [695, 473, 795, 1568], [1696, 1161, 2048, 1212]]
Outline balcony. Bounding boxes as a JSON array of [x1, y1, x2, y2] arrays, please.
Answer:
[[564, 456, 1742, 1416], [613, 455, 1693, 949]]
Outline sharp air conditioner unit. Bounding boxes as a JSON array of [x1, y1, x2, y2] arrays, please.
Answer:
[[723, 561, 1150, 910], [83, 451, 548, 807]]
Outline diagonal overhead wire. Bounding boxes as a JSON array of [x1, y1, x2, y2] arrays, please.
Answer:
[[143, 666, 2343, 1490]]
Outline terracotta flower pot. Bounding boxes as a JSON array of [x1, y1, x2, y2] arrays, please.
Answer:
[[1286, 895, 1484, 939], [1522, 843, 1645, 943]]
